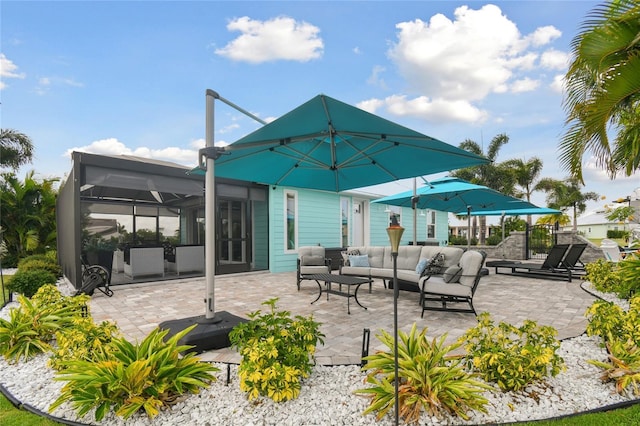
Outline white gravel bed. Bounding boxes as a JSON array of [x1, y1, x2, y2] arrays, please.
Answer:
[[1, 284, 639, 425]]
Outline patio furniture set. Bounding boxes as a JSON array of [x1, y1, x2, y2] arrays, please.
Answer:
[[298, 243, 590, 315], [115, 244, 205, 280]]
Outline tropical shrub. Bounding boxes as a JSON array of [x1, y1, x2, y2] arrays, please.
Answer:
[[460, 313, 564, 392], [49, 318, 121, 371], [586, 296, 640, 396], [6, 268, 57, 297], [356, 324, 490, 423], [229, 298, 324, 402], [18, 254, 62, 277], [0, 285, 87, 362], [50, 325, 218, 421], [617, 253, 640, 298], [449, 235, 467, 246], [485, 234, 502, 246], [584, 258, 622, 295]]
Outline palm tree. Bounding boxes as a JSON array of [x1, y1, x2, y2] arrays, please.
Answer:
[[560, 0, 640, 181], [0, 171, 59, 265], [536, 213, 571, 227], [502, 157, 544, 225], [535, 177, 600, 231], [0, 129, 34, 171], [451, 133, 515, 244]]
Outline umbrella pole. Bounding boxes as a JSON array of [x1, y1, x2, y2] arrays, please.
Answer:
[[204, 90, 219, 321], [413, 178, 417, 245], [467, 206, 471, 250]]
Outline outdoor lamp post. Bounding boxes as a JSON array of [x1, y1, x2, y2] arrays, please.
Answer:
[[386, 216, 404, 426]]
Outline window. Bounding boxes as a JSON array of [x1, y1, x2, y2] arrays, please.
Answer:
[[427, 210, 436, 239], [340, 197, 350, 247], [285, 191, 298, 251]]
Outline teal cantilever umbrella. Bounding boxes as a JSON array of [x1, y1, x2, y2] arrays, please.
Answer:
[[208, 95, 489, 192], [372, 176, 540, 247]]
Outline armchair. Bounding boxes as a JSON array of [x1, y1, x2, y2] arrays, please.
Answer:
[[296, 246, 331, 290]]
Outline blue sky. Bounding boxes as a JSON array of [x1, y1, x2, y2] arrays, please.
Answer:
[[2, 0, 638, 215]]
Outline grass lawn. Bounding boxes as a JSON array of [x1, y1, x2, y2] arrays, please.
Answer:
[[1, 392, 639, 425]]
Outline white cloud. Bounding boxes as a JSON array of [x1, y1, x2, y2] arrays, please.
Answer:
[[353, 46, 362, 55], [383, 4, 563, 123], [367, 65, 387, 89], [550, 74, 565, 93], [215, 16, 323, 63], [527, 25, 562, 47], [356, 98, 385, 114], [511, 77, 540, 93], [63, 138, 211, 167], [34, 76, 84, 95], [380, 94, 488, 124], [0, 54, 26, 89], [540, 49, 569, 70]]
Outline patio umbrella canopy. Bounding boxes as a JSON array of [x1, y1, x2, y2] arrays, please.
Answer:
[[458, 207, 562, 216], [372, 176, 539, 213], [210, 95, 490, 192]]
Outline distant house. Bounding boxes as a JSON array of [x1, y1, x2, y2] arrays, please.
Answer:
[[57, 152, 451, 289], [566, 208, 619, 239]]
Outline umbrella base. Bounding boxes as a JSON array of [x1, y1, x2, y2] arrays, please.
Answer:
[[159, 311, 247, 354]]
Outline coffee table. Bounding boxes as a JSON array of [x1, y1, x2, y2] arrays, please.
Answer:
[[306, 273, 372, 314]]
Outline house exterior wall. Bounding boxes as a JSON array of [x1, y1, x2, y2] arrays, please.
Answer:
[[268, 186, 450, 273]]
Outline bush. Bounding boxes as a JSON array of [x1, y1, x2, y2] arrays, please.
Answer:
[[460, 312, 564, 392], [617, 254, 640, 298], [0, 285, 85, 363], [50, 325, 218, 421], [585, 296, 640, 396], [229, 298, 324, 402], [449, 235, 467, 246], [485, 235, 503, 246], [585, 256, 639, 299], [7, 268, 57, 297], [356, 324, 490, 423], [17, 257, 62, 278], [607, 229, 628, 239]]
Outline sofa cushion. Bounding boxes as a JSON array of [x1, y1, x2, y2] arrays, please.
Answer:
[[349, 254, 370, 267], [443, 265, 463, 283], [301, 255, 325, 266], [415, 258, 429, 275], [458, 250, 485, 287], [300, 265, 330, 275], [341, 248, 360, 266], [422, 277, 472, 298], [340, 266, 370, 276]]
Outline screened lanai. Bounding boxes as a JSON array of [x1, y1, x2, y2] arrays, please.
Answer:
[[57, 151, 269, 289]]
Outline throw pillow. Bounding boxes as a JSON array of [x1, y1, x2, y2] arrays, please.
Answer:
[[423, 253, 445, 276], [443, 265, 463, 283], [415, 258, 429, 275], [341, 249, 360, 266], [349, 254, 370, 267], [301, 255, 325, 266]]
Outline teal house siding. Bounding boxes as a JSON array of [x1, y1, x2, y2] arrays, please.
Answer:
[[267, 187, 451, 273], [269, 187, 342, 273]]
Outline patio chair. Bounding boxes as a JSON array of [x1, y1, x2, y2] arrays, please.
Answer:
[[560, 243, 587, 271], [296, 246, 331, 290], [420, 250, 486, 316], [485, 244, 573, 281]]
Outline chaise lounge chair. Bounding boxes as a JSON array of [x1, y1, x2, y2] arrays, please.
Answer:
[[486, 244, 576, 282]]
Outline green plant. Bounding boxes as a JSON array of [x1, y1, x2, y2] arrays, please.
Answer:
[[586, 296, 640, 395], [50, 325, 218, 421], [6, 268, 56, 297], [229, 298, 324, 402], [0, 285, 87, 362], [460, 312, 564, 392], [617, 254, 640, 298], [48, 317, 121, 371], [17, 255, 62, 278], [584, 259, 622, 295], [356, 324, 490, 423]]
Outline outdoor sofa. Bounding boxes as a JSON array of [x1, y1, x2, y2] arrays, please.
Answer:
[[123, 246, 165, 279], [339, 245, 465, 292], [167, 245, 205, 275]]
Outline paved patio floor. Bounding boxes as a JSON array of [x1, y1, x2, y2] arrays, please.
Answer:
[[89, 267, 596, 366]]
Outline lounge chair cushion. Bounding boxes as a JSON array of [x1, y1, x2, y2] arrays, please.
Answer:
[[422, 277, 472, 298], [443, 265, 463, 283], [301, 255, 325, 266], [349, 254, 370, 267]]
